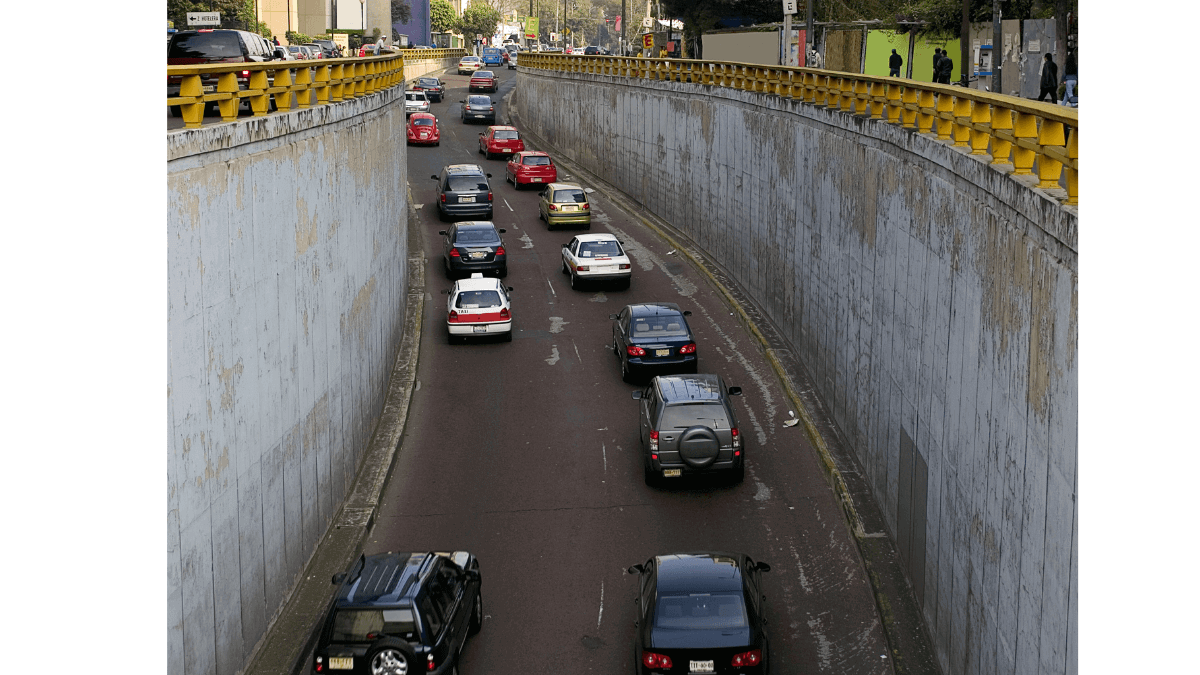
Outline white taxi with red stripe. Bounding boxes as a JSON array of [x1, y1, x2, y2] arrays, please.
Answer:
[[445, 273, 513, 343], [560, 233, 632, 290]]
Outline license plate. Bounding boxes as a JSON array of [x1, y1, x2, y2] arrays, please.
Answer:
[[655, 349, 670, 357], [329, 657, 353, 669], [502, 148, 512, 152], [203, 85, 216, 93], [562, 205, 577, 212], [532, 177, 542, 182], [473, 325, 487, 333], [689, 661, 714, 673], [663, 469, 682, 478], [460, 196, 475, 203], [469, 252, 485, 259]]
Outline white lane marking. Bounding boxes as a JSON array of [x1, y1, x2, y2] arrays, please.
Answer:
[[545, 346, 560, 365], [807, 613, 834, 671], [589, 291, 608, 303], [414, 204, 424, 209], [520, 233, 535, 249], [572, 340, 582, 363], [546, 279, 557, 297], [504, 199, 513, 212], [548, 317, 568, 334], [601, 443, 607, 473], [754, 476, 771, 502], [789, 542, 812, 594], [597, 580, 605, 629]]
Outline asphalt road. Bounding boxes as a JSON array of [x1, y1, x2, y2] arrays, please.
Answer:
[[364, 66, 893, 674]]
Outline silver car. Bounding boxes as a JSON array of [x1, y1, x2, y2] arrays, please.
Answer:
[[405, 90, 430, 116]]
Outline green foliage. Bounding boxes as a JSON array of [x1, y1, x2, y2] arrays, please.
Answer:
[[285, 30, 313, 45], [392, 0, 413, 26], [430, 0, 460, 33], [460, 3, 502, 40]]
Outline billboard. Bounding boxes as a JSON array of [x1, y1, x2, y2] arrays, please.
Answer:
[[525, 17, 539, 40]]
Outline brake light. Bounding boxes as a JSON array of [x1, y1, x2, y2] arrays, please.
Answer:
[[619, 264, 631, 270], [315, 657, 323, 672], [488, 192, 493, 201], [626, 345, 645, 357], [582, 203, 590, 209], [489, 106, 494, 111], [732, 427, 741, 448], [731, 649, 762, 667], [448, 310, 460, 322], [449, 248, 460, 257], [679, 343, 696, 354], [240, 70, 250, 77], [499, 307, 510, 319], [649, 429, 659, 453], [440, 194, 446, 203], [642, 652, 672, 669], [496, 246, 506, 255], [548, 204, 557, 210]]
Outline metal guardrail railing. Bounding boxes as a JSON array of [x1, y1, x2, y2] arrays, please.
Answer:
[[521, 53, 1078, 206], [167, 48, 467, 130]]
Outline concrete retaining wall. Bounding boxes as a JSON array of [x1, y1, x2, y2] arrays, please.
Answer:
[[167, 87, 409, 675], [513, 69, 1077, 675]]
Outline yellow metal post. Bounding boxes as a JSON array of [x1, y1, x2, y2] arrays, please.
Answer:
[[179, 74, 205, 129], [1035, 119, 1066, 189], [295, 66, 313, 108], [273, 67, 293, 113], [917, 89, 935, 134], [853, 79, 868, 115], [934, 92, 953, 140], [1011, 111, 1038, 174], [247, 70, 270, 116], [868, 81, 885, 119], [989, 106, 1013, 164], [952, 95, 971, 147], [968, 99, 991, 155], [217, 71, 239, 121], [886, 83, 902, 123]]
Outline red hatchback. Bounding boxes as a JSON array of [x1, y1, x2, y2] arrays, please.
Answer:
[[407, 113, 440, 146], [469, 70, 498, 92], [505, 151, 558, 189], [479, 126, 525, 159]]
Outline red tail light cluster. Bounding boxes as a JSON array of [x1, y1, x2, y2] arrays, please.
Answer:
[[487, 192, 493, 201], [626, 345, 646, 356], [649, 430, 659, 455], [440, 194, 446, 203], [496, 246, 506, 255], [619, 264, 631, 270], [499, 308, 510, 319], [679, 343, 697, 354], [449, 248, 460, 257], [448, 310, 460, 322], [731, 649, 762, 667], [731, 427, 741, 449], [642, 652, 673, 669], [582, 203, 590, 210]]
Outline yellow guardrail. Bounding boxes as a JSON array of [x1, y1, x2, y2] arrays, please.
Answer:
[[521, 53, 1078, 206], [168, 48, 467, 130]]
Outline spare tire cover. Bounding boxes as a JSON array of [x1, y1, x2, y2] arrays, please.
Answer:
[[678, 425, 720, 468]]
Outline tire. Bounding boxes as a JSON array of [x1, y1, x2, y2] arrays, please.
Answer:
[[620, 357, 632, 383], [469, 590, 483, 634], [367, 639, 417, 675], [498, 266, 508, 279], [444, 261, 455, 279], [620, 277, 631, 291], [732, 463, 746, 484], [169, 105, 182, 117], [478, 144, 484, 155], [570, 272, 580, 291], [502, 329, 512, 343], [448, 332, 460, 345], [644, 463, 658, 487], [561, 259, 569, 275]]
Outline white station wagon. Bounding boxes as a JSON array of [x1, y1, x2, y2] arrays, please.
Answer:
[[560, 233, 632, 290], [445, 273, 513, 343]]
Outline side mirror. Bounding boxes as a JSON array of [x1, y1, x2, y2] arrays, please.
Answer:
[[431, 175, 439, 180], [506, 286, 514, 291], [498, 228, 506, 233], [609, 314, 619, 320], [625, 564, 644, 574], [682, 310, 692, 316], [755, 561, 771, 572], [331, 573, 347, 585], [440, 289, 449, 294], [466, 569, 482, 581], [631, 391, 643, 400], [438, 230, 447, 235], [728, 387, 742, 396], [459, 99, 466, 103], [479, 132, 484, 137]]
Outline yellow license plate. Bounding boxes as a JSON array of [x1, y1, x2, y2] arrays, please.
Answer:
[[330, 657, 353, 669], [532, 177, 542, 182], [655, 349, 669, 357], [203, 85, 216, 93], [663, 469, 682, 477], [562, 205, 577, 211]]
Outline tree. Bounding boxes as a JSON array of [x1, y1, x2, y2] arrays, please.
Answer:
[[431, 0, 460, 33], [237, 0, 271, 37], [460, 3, 502, 40], [285, 30, 313, 44], [392, 0, 413, 26]]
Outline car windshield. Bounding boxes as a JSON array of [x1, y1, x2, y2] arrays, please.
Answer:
[[654, 592, 748, 629], [553, 188, 586, 203], [170, 33, 242, 58], [660, 402, 730, 430], [578, 240, 622, 257], [493, 130, 519, 140], [412, 118, 434, 126], [447, 176, 488, 191], [454, 229, 499, 245], [329, 608, 417, 642], [522, 156, 551, 166], [455, 290, 502, 308]]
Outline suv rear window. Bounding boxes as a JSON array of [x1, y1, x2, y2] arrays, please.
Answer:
[[329, 608, 416, 642], [447, 176, 488, 191], [659, 403, 730, 430], [455, 290, 502, 308], [169, 33, 243, 59]]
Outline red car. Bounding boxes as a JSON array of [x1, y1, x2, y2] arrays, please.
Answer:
[[479, 126, 526, 159], [505, 151, 558, 188], [406, 113, 441, 146], [469, 70, 498, 93]]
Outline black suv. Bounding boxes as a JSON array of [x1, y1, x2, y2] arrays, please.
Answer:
[[167, 29, 276, 115], [632, 374, 745, 485], [432, 164, 494, 222], [313, 551, 482, 675]]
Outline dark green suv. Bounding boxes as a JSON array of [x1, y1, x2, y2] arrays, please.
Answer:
[[632, 374, 745, 486]]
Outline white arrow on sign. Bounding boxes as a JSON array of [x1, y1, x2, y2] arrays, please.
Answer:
[[782, 0, 797, 15]]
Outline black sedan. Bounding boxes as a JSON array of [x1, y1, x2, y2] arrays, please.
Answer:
[[461, 95, 496, 124], [440, 221, 507, 279], [413, 76, 445, 102], [627, 552, 772, 674], [610, 303, 697, 382]]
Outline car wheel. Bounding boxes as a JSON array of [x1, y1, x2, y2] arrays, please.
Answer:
[[643, 463, 658, 487], [732, 463, 746, 484], [621, 357, 632, 383], [444, 261, 455, 279], [447, 332, 459, 345], [478, 144, 484, 155], [561, 259, 569, 275], [469, 591, 483, 633], [621, 277, 631, 291], [169, 105, 182, 117], [438, 207, 448, 223], [502, 329, 512, 343], [367, 639, 416, 675], [570, 271, 581, 291], [498, 266, 508, 279]]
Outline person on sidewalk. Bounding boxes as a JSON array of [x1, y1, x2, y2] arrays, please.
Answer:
[[932, 48, 943, 81], [1037, 53, 1058, 101], [807, 46, 823, 68], [938, 51, 953, 84], [1060, 51, 1077, 106], [889, 49, 903, 77]]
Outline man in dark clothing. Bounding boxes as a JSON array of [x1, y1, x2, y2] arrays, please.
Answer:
[[273, 36, 280, 46], [1060, 51, 1077, 106], [938, 52, 953, 84], [889, 49, 903, 77], [1037, 53, 1058, 101], [932, 48, 943, 81]]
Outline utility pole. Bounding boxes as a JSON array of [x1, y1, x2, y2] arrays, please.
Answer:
[[960, 0, 970, 86], [621, 0, 626, 54], [805, 0, 813, 61], [992, 0, 1002, 94]]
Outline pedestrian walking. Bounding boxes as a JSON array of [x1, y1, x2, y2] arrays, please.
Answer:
[[1060, 51, 1077, 106], [273, 36, 280, 46], [1037, 53, 1058, 101], [932, 48, 943, 81], [889, 48, 903, 77], [938, 51, 953, 84], [807, 46, 823, 68]]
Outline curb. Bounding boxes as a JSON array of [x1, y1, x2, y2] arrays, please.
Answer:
[[242, 185, 427, 675], [506, 89, 942, 675]]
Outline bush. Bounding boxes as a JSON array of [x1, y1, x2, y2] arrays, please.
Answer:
[[285, 30, 312, 45]]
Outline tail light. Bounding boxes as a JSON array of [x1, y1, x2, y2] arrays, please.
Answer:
[[626, 345, 645, 357], [679, 343, 696, 354], [448, 310, 460, 322], [488, 192, 493, 201], [489, 106, 494, 111], [731, 649, 762, 667], [499, 308, 510, 319], [619, 264, 631, 270], [582, 203, 590, 210], [548, 204, 557, 211], [440, 194, 446, 203], [576, 265, 589, 272], [642, 652, 672, 669], [731, 427, 741, 449], [240, 70, 250, 77], [449, 248, 460, 257], [315, 657, 323, 672], [496, 246, 506, 255]]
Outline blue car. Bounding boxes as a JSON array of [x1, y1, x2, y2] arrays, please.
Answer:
[[481, 47, 504, 66]]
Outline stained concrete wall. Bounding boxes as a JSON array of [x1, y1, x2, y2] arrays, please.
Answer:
[[167, 88, 409, 675], [514, 69, 1077, 675]]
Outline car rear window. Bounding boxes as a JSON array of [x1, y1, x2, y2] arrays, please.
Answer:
[[412, 118, 434, 126], [552, 188, 587, 203], [455, 290, 502, 308], [493, 130, 519, 140], [406, 92, 426, 100], [659, 403, 730, 430], [631, 314, 688, 338], [454, 229, 499, 244], [578, 240, 622, 257], [419, 78, 439, 86], [654, 593, 747, 629], [169, 33, 243, 59], [447, 176, 488, 191], [468, 96, 491, 106], [476, 71, 494, 77], [522, 156, 551, 166], [329, 608, 417, 642]]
